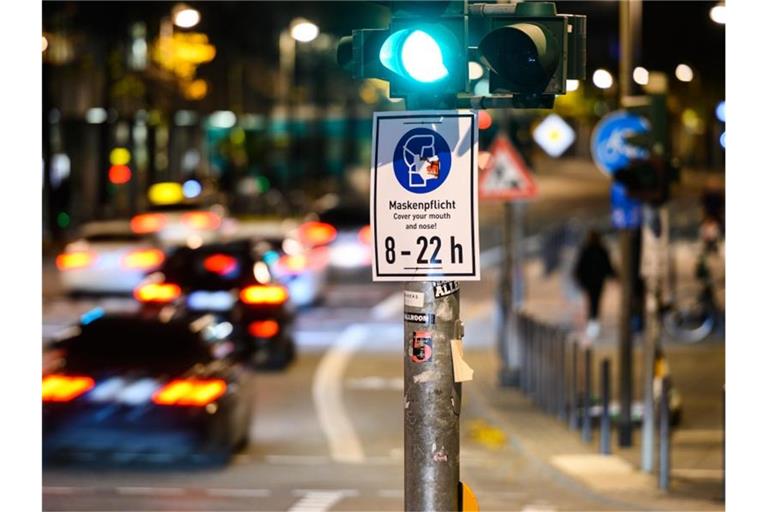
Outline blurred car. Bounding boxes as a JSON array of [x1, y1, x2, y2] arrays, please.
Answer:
[[56, 220, 164, 296], [130, 203, 234, 249], [136, 239, 296, 369], [42, 312, 253, 465], [298, 204, 371, 274]]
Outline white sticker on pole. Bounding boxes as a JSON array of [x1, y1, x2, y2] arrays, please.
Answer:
[[370, 111, 480, 282]]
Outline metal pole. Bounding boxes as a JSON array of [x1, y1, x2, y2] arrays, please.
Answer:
[[404, 281, 461, 511], [498, 201, 519, 386], [569, 340, 579, 431], [618, 0, 643, 451], [658, 376, 671, 491], [600, 358, 612, 454], [581, 347, 593, 443], [558, 331, 568, 422]]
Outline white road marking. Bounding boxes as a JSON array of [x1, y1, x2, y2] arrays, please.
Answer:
[[116, 486, 185, 496], [288, 490, 357, 512], [206, 488, 272, 498], [345, 376, 402, 390], [371, 291, 402, 319], [312, 324, 368, 463]]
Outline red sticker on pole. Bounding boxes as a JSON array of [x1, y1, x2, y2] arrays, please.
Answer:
[[479, 133, 537, 201], [410, 331, 433, 364]]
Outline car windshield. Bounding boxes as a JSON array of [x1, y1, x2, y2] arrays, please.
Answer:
[[61, 316, 212, 372]]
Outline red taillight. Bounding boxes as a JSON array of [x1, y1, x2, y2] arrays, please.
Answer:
[[56, 251, 96, 271], [131, 213, 167, 234], [248, 319, 280, 338], [152, 378, 227, 406], [182, 211, 221, 230], [122, 248, 165, 270], [277, 254, 307, 274], [240, 284, 288, 305], [299, 221, 337, 247], [358, 225, 372, 245], [203, 253, 238, 276], [134, 282, 181, 303], [42, 374, 95, 402]]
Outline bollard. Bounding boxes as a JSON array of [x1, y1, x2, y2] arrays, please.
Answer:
[[519, 315, 527, 395], [535, 322, 544, 408], [581, 347, 593, 443], [568, 340, 579, 431], [600, 358, 612, 454], [522, 315, 530, 395], [557, 331, 567, 422], [659, 376, 671, 491]]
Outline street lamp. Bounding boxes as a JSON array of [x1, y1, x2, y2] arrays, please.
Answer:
[[633, 66, 649, 86], [173, 4, 200, 29], [709, 4, 725, 25], [290, 18, 319, 43], [675, 64, 694, 82], [592, 69, 614, 89]]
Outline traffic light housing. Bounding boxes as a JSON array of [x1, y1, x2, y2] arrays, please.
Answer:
[[337, 1, 467, 101], [337, 2, 586, 109], [613, 157, 680, 206], [476, 2, 586, 108]]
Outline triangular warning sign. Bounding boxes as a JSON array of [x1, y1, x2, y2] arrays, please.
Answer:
[[479, 133, 538, 201]]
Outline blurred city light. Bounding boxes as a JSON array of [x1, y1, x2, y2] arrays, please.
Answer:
[[474, 78, 490, 96], [152, 32, 216, 80], [675, 64, 694, 82], [108, 164, 132, 185], [632, 66, 649, 86], [56, 211, 70, 229], [468, 61, 484, 80], [710, 4, 726, 25], [566, 79, 580, 92], [148, 182, 184, 205], [109, 147, 131, 166], [175, 110, 198, 126], [50, 153, 70, 188], [209, 110, 237, 129], [716, 100, 725, 122], [183, 79, 208, 100], [183, 179, 202, 198], [592, 69, 613, 89], [720, 131, 725, 148], [173, 5, 201, 29], [42, 35, 48, 52], [681, 108, 705, 134], [85, 108, 107, 124], [533, 114, 576, 158], [478, 111, 492, 130], [290, 18, 319, 43]]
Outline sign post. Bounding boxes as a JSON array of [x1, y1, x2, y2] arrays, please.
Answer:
[[371, 110, 479, 511], [479, 133, 537, 387], [591, 109, 650, 447]]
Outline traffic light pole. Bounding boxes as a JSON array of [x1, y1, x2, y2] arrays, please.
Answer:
[[617, 0, 643, 448], [404, 281, 462, 512]]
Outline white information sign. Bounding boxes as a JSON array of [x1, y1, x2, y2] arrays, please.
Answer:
[[371, 111, 479, 281]]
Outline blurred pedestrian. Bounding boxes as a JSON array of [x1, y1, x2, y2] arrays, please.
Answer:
[[573, 230, 616, 339]]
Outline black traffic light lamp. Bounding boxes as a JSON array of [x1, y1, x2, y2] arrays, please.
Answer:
[[614, 157, 680, 206], [476, 2, 586, 108]]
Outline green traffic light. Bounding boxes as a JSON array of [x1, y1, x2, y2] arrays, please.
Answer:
[[380, 29, 449, 83]]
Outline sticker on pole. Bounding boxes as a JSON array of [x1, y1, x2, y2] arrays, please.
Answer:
[[371, 111, 480, 281], [479, 133, 537, 201]]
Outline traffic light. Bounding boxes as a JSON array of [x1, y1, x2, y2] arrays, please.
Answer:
[[613, 157, 680, 206], [475, 2, 586, 107], [337, 2, 586, 109], [338, 1, 467, 101]]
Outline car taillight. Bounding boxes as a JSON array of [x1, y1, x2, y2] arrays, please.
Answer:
[[358, 225, 372, 245], [277, 254, 307, 274], [182, 211, 221, 230], [248, 319, 280, 338], [42, 374, 95, 402], [122, 248, 165, 270], [152, 378, 227, 406], [134, 282, 181, 303], [299, 221, 337, 247], [131, 213, 167, 234], [55, 251, 96, 270], [203, 253, 238, 276], [240, 284, 288, 305]]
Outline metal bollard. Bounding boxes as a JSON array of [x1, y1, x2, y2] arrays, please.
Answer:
[[536, 322, 544, 407], [519, 315, 527, 395], [568, 340, 579, 431], [600, 358, 612, 454], [581, 347, 593, 443], [557, 331, 567, 422], [659, 376, 671, 491]]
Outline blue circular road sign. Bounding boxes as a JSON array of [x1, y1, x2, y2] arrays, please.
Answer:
[[591, 110, 651, 176]]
